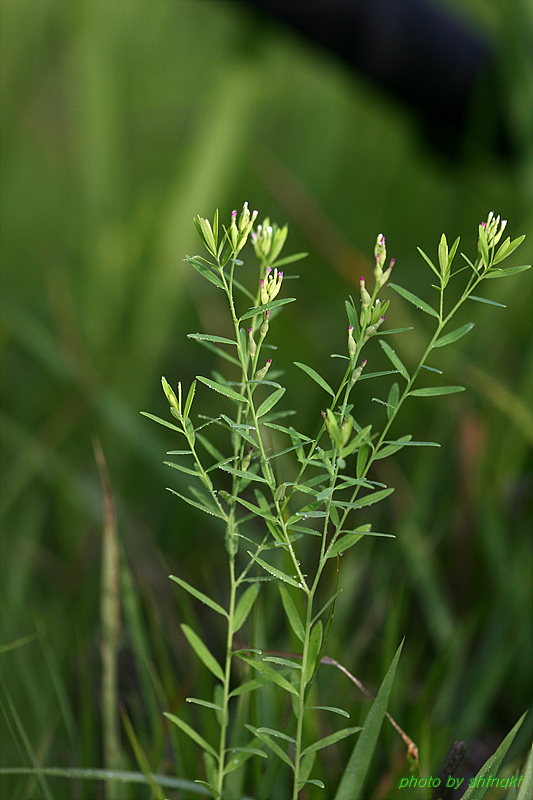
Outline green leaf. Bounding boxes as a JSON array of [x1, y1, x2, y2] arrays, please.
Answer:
[[433, 322, 475, 348], [468, 295, 506, 307], [140, 412, 183, 434], [485, 263, 531, 278], [247, 552, 301, 588], [234, 496, 278, 525], [301, 727, 361, 757], [417, 246, 440, 277], [410, 385, 465, 397], [327, 526, 373, 558], [170, 576, 228, 618], [306, 706, 350, 718], [228, 676, 270, 698], [185, 697, 223, 711], [197, 376, 249, 404], [386, 382, 399, 422], [271, 251, 308, 268], [374, 434, 412, 460], [218, 465, 268, 484], [294, 362, 335, 397], [185, 256, 225, 289], [238, 656, 299, 696], [491, 234, 526, 265], [517, 741, 533, 800], [256, 387, 286, 418], [263, 657, 301, 669], [239, 297, 296, 322], [167, 487, 226, 520], [187, 333, 236, 346], [223, 746, 267, 775], [233, 584, 260, 632], [389, 283, 439, 317], [459, 712, 527, 800], [332, 487, 394, 511], [181, 625, 225, 682], [379, 340, 409, 381], [333, 641, 403, 800], [164, 460, 199, 477], [304, 621, 323, 685], [279, 585, 305, 642], [246, 725, 294, 769], [164, 712, 219, 760]]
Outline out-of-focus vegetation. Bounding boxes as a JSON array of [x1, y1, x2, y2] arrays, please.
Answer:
[[1, 1, 531, 798]]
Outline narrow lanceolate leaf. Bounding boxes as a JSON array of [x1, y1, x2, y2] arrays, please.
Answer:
[[304, 621, 323, 685], [386, 382, 399, 422], [333, 641, 404, 800], [223, 746, 267, 775], [278, 584, 305, 642], [459, 712, 527, 800], [379, 340, 409, 381], [164, 461, 199, 477], [183, 380, 197, 420], [235, 496, 278, 525], [180, 625, 225, 682], [140, 412, 182, 434], [185, 697, 223, 711], [164, 712, 219, 760], [170, 576, 228, 618], [294, 362, 335, 397], [468, 295, 506, 307], [187, 333, 237, 346], [327, 531, 365, 559], [485, 262, 531, 278], [410, 385, 465, 397], [433, 322, 475, 348], [491, 234, 526, 265], [516, 741, 533, 800], [389, 283, 439, 317], [233, 584, 260, 632], [239, 297, 296, 322], [185, 256, 225, 289], [238, 656, 299, 696], [332, 487, 394, 511], [306, 706, 351, 718], [167, 488, 226, 520], [247, 552, 301, 588], [301, 727, 361, 757], [218, 465, 268, 484], [196, 376, 249, 404], [256, 387, 286, 418], [374, 435, 412, 460], [417, 246, 440, 277], [246, 725, 294, 769]]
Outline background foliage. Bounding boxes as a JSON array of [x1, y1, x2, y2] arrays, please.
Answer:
[[1, 1, 532, 798]]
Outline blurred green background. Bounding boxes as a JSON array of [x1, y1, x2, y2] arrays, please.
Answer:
[[1, 0, 532, 798]]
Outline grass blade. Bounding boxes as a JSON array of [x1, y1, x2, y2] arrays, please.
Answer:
[[333, 640, 403, 800]]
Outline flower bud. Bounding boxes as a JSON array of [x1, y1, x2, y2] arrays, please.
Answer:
[[348, 325, 357, 359], [248, 327, 257, 358], [255, 358, 272, 381], [364, 316, 385, 339], [377, 257, 395, 288], [350, 359, 367, 383], [260, 310, 269, 338], [260, 278, 269, 305], [162, 376, 179, 411], [241, 447, 253, 472]]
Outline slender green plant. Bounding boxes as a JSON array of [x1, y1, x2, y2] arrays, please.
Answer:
[[143, 206, 530, 800]]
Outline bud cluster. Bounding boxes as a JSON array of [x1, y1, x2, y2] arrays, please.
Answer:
[[252, 217, 288, 265], [373, 233, 395, 288], [260, 266, 284, 305], [230, 202, 258, 255], [480, 211, 507, 249]]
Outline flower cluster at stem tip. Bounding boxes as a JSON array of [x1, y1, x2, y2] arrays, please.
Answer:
[[480, 211, 507, 249], [230, 201, 258, 255]]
